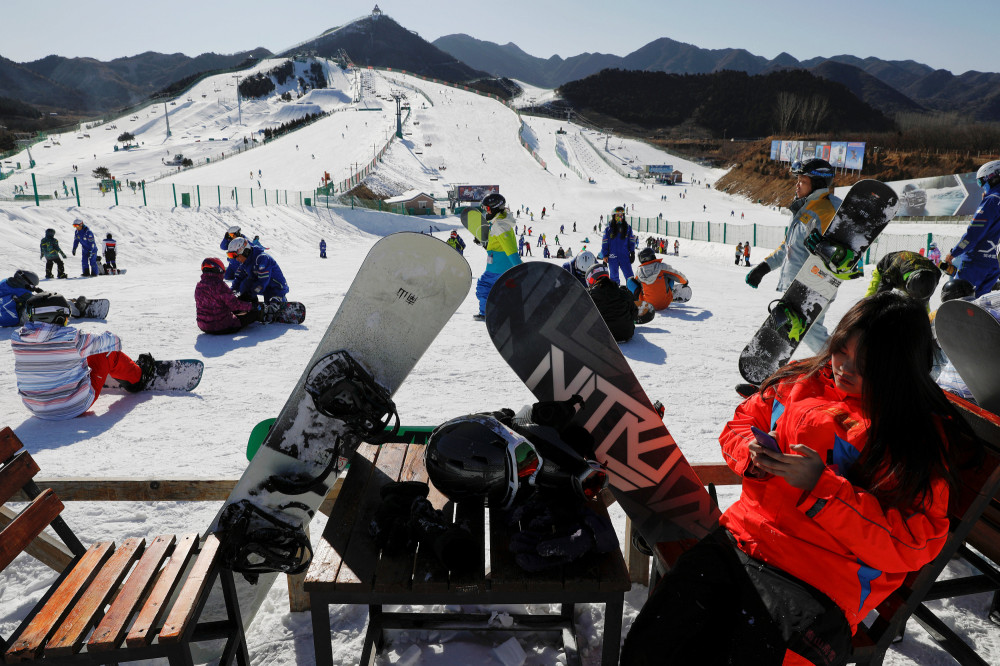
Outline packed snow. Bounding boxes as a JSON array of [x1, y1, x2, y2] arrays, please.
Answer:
[[0, 59, 995, 664]]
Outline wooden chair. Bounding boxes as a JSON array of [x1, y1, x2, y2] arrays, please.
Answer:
[[650, 394, 1000, 666], [0, 426, 249, 665]]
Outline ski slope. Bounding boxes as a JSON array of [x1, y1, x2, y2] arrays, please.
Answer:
[[0, 56, 995, 666]]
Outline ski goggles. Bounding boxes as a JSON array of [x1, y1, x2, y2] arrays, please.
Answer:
[[573, 459, 610, 500], [978, 175, 993, 188], [226, 250, 240, 258]]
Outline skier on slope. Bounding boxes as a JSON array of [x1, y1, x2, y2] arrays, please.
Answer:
[[195, 257, 261, 334], [227, 237, 290, 319], [601, 206, 637, 284], [942, 160, 1000, 296], [39, 228, 68, 279], [472, 193, 521, 321], [586, 264, 638, 343], [446, 230, 467, 255], [71, 220, 100, 277], [626, 248, 691, 311], [744, 158, 841, 354], [10, 292, 156, 419], [561, 250, 597, 287], [0, 270, 42, 327]]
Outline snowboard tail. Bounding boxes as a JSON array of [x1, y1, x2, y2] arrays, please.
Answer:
[[265, 301, 305, 324], [70, 298, 110, 319], [936, 300, 1000, 415], [104, 359, 204, 391], [486, 262, 719, 545]]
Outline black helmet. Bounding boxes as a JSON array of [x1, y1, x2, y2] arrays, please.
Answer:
[[26, 292, 71, 325], [638, 247, 656, 264], [940, 278, 975, 302], [481, 193, 507, 221], [790, 158, 835, 191], [425, 414, 541, 509], [586, 264, 610, 286], [45, 228, 56, 237], [9, 270, 39, 291], [904, 269, 939, 301]]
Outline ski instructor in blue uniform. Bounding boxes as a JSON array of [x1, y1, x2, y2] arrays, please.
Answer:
[[72, 220, 100, 277], [227, 237, 290, 315], [601, 206, 637, 284], [943, 160, 1000, 296]]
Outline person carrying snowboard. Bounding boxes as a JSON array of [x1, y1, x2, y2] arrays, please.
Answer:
[[864, 250, 940, 308], [586, 264, 638, 343], [623, 292, 973, 666], [195, 257, 260, 334], [71, 220, 100, 277], [472, 193, 521, 321], [40, 228, 68, 279], [10, 291, 156, 419], [102, 232, 118, 274], [601, 206, 637, 284], [227, 237, 290, 318], [319, 239, 327, 258], [0, 270, 42, 327], [745, 158, 840, 354], [446, 230, 467, 255], [626, 248, 691, 311], [942, 160, 1000, 296]]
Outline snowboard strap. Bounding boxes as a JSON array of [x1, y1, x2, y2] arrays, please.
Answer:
[[305, 350, 400, 441], [216, 500, 314, 582]]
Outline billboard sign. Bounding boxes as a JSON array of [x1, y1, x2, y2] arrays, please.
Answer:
[[648, 165, 674, 174], [455, 185, 499, 202]]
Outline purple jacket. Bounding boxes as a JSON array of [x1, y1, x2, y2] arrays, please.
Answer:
[[195, 273, 252, 332]]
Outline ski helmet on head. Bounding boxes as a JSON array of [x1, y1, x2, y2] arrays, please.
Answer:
[[481, 193, 507, 221], [227, 236, 251, 258], [574, 250, 597, 274], [450, 230, 458, 238], [941, 278, 974, 302], [226, 225, 241, 236], [27, 292, 71, 325], [72, 219, 85, 229], [106, 233, 112, 240], [201, 257, 225, 273], [586, 263, 610, 287], [9, 270, 39, 291], [976, 160, 1000, 190], [638, 247, 656, 264], [45, 228, 55, 237], [904, 269, 938, 301], [790, 158, 835, 191], [612, 205, 625, 220], [425, 414, 542, 509]]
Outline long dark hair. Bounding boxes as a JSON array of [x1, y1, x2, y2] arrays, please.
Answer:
[[761, 292, 966, 510]]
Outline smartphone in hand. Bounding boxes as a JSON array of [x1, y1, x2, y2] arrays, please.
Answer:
[[750, 425, 781, 453]]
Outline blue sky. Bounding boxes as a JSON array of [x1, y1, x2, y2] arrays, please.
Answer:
[[2, 0, 989, 76]]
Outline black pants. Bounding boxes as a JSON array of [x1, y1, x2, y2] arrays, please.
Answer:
[[621, 528, 851, 666], [104, 249, 117, 270], [45, 257, 65, 277]]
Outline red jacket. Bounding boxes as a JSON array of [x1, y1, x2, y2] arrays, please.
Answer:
[[719, 366, 950, 632], [195, 273, 252, 333]]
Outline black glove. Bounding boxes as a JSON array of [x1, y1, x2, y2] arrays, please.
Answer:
[[473, 237, 482, 246], [506, 492, 617, 572], [72, 249, 76, 256], [629, 251, 635, 263], [746, 262, 771, 288], [368, 481, 429, 554]]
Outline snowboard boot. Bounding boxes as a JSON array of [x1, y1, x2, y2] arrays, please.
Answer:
[[81, 271, 92, 277], [736, 383, 759, 398], [472, 313, 486, 321], [57, 272, 68, 279], [45, 272, 53, 279], [122, 353, 156, 393]]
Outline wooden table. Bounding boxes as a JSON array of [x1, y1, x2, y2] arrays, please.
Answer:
[[305, 441, 630, 665]]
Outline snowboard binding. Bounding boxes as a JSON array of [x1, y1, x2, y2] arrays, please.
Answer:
[[804, 230, 863, 279], [768, 300, 808, 343], [305, 350, 400, 441], [216, 499, 314, 582]]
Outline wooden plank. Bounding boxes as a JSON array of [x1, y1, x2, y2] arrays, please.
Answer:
[[623, 517, 650, 585], [0, 506, 74, 572], [335, 443, 408, 590], [46, 537, 145, 656], [159, 534, 222, 643], [691, 463, 743, 486], [0, 426, 22, 462], [14, 479, 240, 503], [89, 535, 174, 651], [0, 451, 40, 505], [4, 541, 114, 663], [373, 444, 425, 594], [287, 523, 311, 612], [304, 443, 380, 588], [0, 490, 64, 572], [592, 501, 631, 593], [448, 499, 485, 594], [126, 533, 198, 647]]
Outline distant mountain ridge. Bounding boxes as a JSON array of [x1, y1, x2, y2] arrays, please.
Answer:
[[432, 34, 1000, 121]]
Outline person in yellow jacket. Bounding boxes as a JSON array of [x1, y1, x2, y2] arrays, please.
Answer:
[[745, 159, 839, 354]]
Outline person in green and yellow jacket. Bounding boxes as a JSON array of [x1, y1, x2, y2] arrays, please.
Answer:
[[864, 250, 941, 307], [39, 228, 68, 279]]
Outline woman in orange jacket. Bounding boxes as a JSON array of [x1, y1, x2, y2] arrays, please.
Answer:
[[622, 292, 972, 666]]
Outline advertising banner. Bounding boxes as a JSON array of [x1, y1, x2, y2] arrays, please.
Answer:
[[845, 142, 865, 170], [835, 172, 979, 216], [770, 140, 780, 160], [648, 165, 674, 174], [456, 185, 499, 202], [830, 142, 848, 168]]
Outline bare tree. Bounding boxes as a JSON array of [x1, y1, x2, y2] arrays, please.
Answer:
[[774, 92, 800, 134]]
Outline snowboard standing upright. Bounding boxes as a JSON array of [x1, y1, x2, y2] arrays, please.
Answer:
[[739, 180, 899, 385], [203, 232, 471, 644], [936, 300, 1000, 414], [486, 261, 720, 545]]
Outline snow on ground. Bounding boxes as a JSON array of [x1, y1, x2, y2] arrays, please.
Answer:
[[0, 62, 996, 665]]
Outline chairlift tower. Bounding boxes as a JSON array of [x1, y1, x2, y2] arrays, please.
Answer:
[[392, 92, 406, 138], [163, 100, 171, 138], [232, 75, 243, 126], [15, 139, 35, 168]]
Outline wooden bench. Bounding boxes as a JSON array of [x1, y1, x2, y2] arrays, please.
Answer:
[[650, 394, 1000, 666], [305, 441, 631, 666], [0, 426, 249, 665]]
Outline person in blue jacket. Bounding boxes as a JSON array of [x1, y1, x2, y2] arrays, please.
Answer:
[[319, 239, 327, 258], [446, 230, 467, 255], [601, 206, 636, 284], [71, 220, 99, 277], [227, 237, 290, 315], [0, 270, 41, 326], [561, 250, 597, 286], [943, 160, 1000, 296]]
